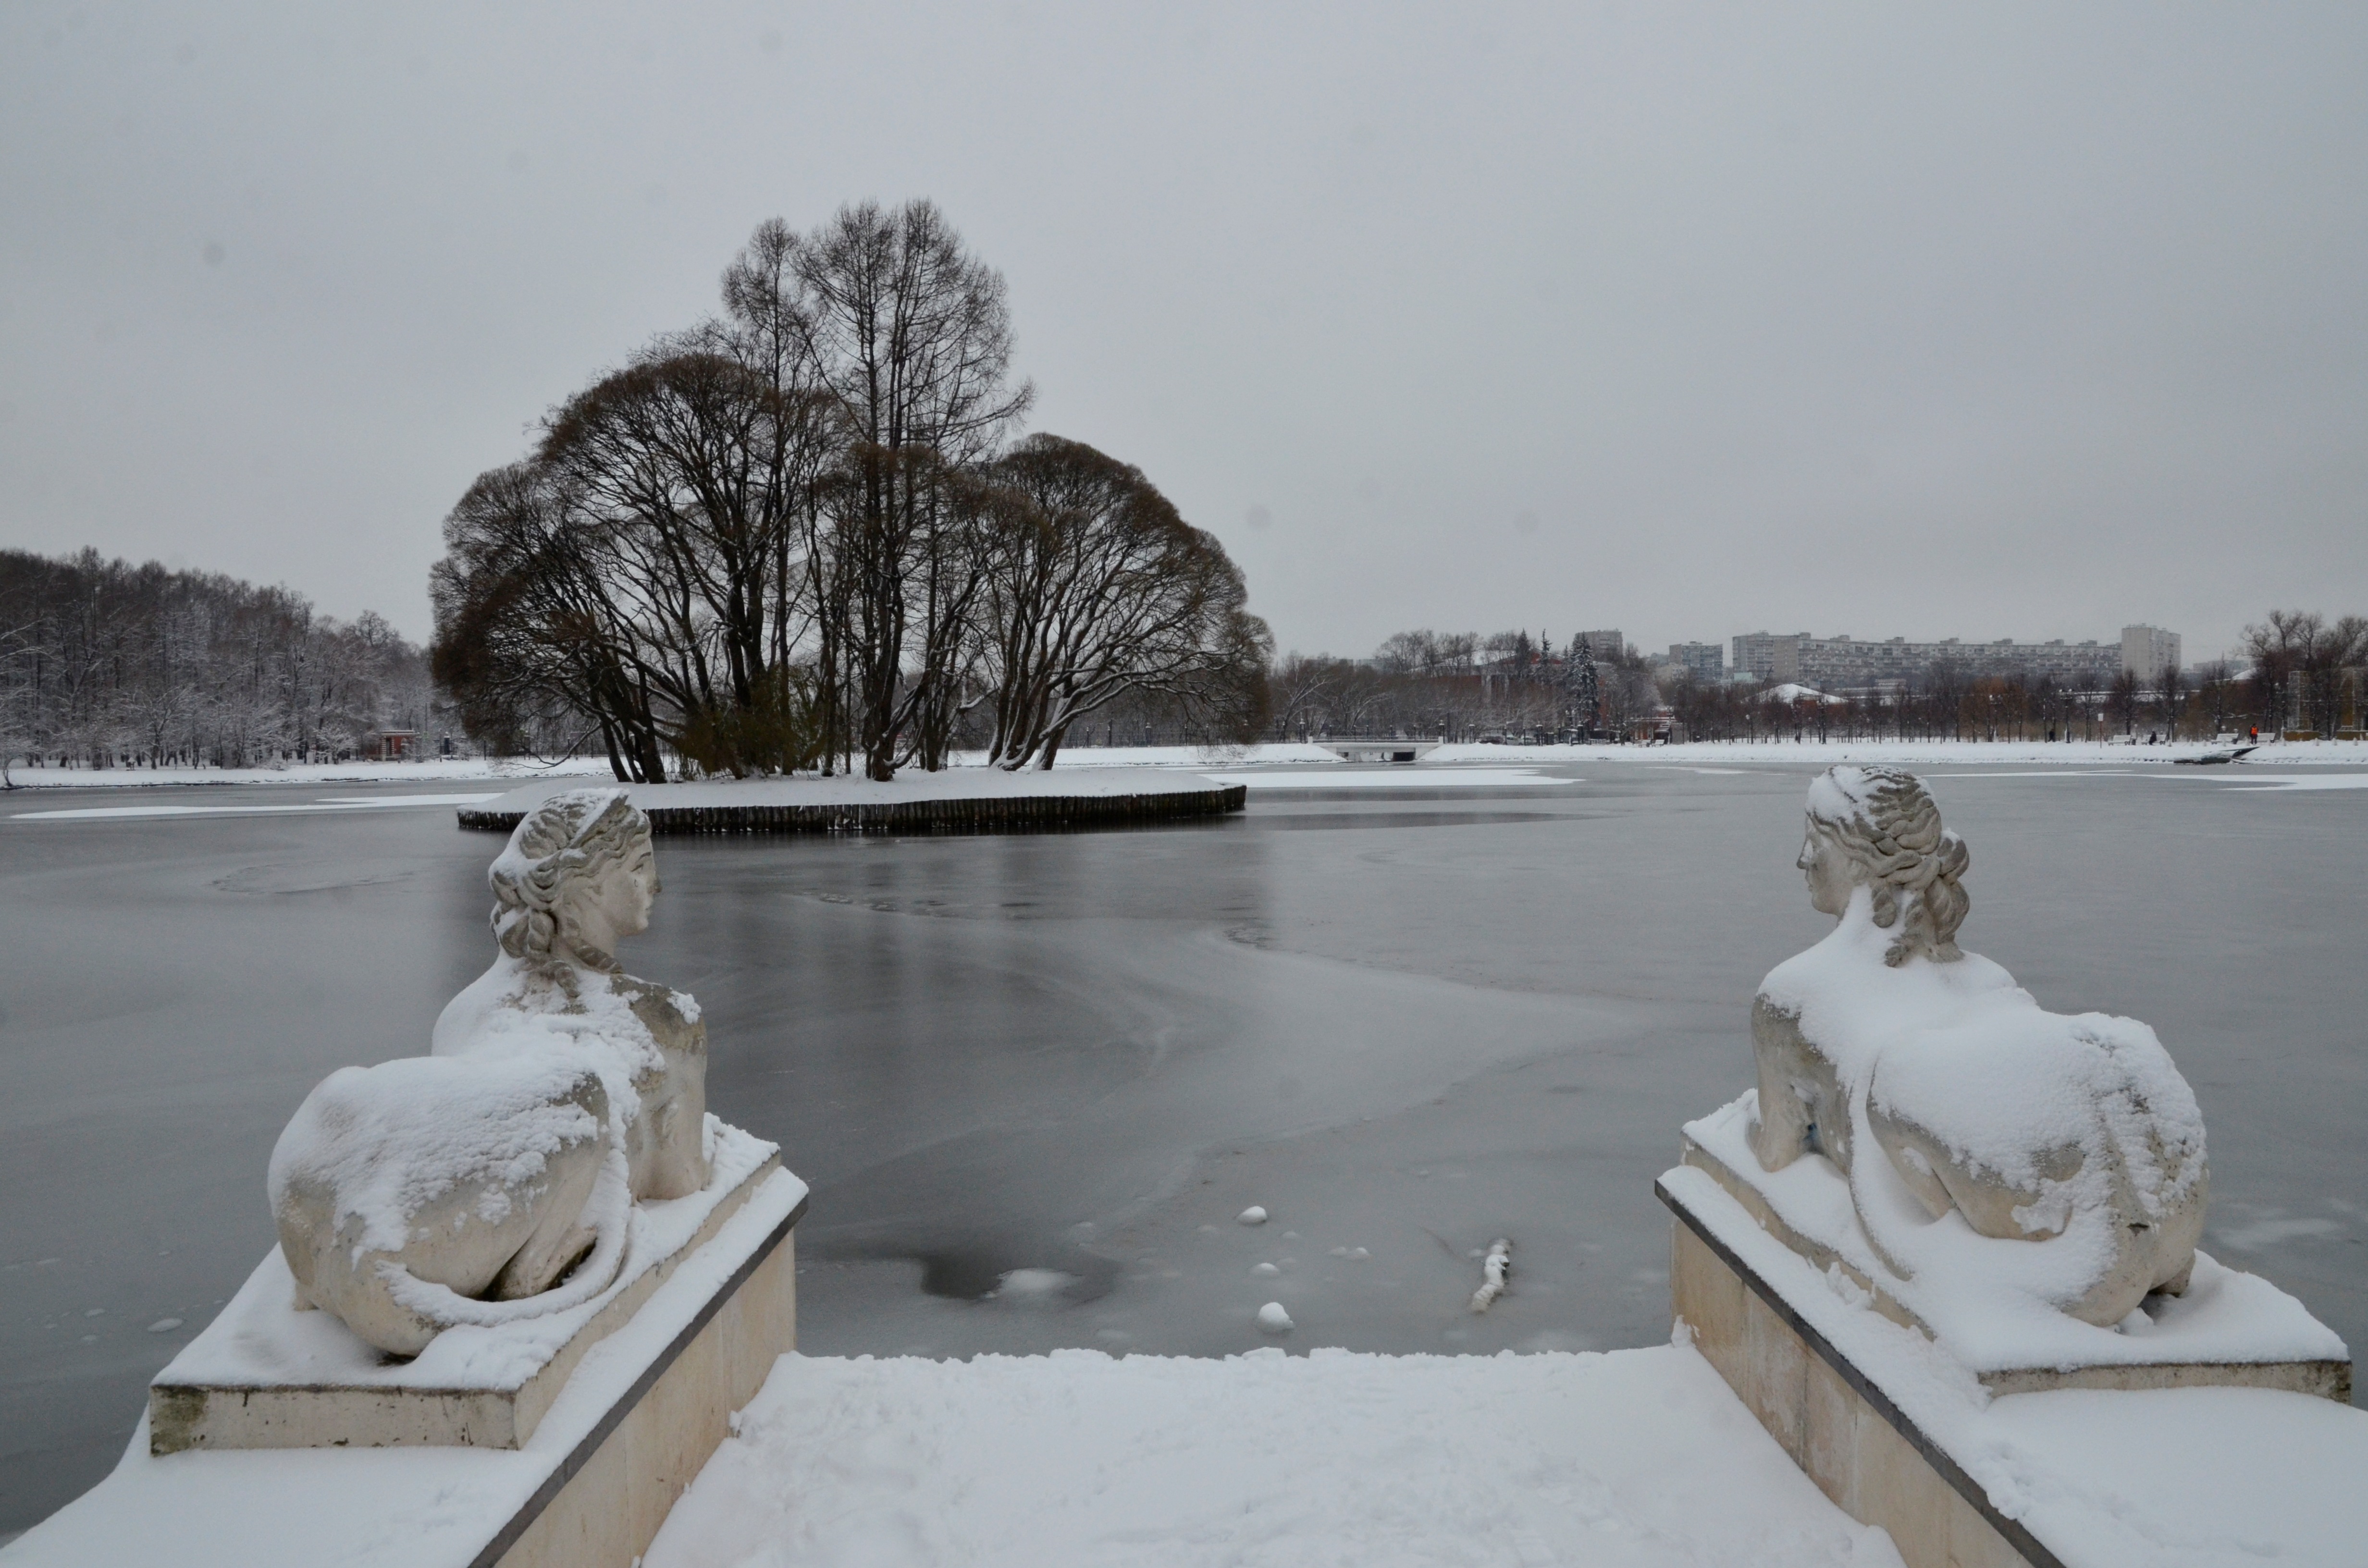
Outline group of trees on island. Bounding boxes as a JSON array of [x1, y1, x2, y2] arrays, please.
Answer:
[[0, 548, 437, 780], [430, 202, 1269, 783]]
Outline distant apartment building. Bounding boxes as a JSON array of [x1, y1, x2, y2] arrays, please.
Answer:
[[1731, 632, 1810, 683], [1570, 628, 1625, 659], [2120, 625, 2182, 683], [1665, 641, 1725, 682], [1728, 631, 2132, 692]]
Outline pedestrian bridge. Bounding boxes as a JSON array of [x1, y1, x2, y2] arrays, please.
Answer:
[[1310, 736, 1443, 763]]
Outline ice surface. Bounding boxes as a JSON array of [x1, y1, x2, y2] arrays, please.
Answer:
[[643, 1346, 1908, 1568]]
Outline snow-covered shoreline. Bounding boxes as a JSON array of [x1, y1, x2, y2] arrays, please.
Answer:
[[644, 1345, 1907, 1568], [10, 736, 2363, 790], [0, 757, 617, 790], [1422, 737, 2368, 767]]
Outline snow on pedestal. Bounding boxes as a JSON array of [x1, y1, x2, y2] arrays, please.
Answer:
[[9, 1164, 807, 1568], [150, 1122, 788, 1453], [1677, 1098, 2348, 1397], [1661, 1153, 2364, 1568]]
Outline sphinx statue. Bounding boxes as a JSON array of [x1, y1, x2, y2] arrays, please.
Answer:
[[1747, 765, 2208, 1326], [268, 790, 711, 1356]]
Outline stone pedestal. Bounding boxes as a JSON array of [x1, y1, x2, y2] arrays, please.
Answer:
[[152, 1131, 790, 1454], [9, 1167, 807, 1568], [1678, 1131, 2351, 1401], [477, 1186, 801, 1568], [1665, 1174, 2050, 1568], [1661, 1157, 2356, 1568]]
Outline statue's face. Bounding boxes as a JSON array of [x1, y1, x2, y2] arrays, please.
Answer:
[[562, 833, 660, 962], [1798, 820, 1856, 918], [606, 837, 660, 938]]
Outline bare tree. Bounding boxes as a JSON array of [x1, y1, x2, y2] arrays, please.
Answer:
[[781, 201, 1034, 778], [432, 462, 674, 780], [2106, 666, 2142, 737], [976, 436, 1267, 769], [2154, 660, 2188, 739]]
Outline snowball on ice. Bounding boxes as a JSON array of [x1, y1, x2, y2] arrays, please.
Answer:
[[1469, 1239, 1513, 1313], [1237, 1205, 1268, 1225], [993, 1269, 1076, 1303], [1256, 1302, 1293, 1333]]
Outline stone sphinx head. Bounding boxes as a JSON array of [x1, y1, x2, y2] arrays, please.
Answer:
[[489, 790, 659, 972], [1798, 765, 1970, 967]]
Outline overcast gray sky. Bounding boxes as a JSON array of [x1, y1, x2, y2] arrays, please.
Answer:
[[4, 2, 2363, 663]]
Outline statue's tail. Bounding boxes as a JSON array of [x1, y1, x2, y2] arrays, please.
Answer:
[[380, 1144, 635, 1332]]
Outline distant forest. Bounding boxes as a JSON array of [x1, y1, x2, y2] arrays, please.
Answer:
[[0, 548, 439, 776]]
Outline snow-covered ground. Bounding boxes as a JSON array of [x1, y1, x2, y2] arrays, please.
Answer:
[[9, 792, 506, 821], [1665, 1166, 2368, 1568], [0, 756, 612, 789], [1420, 737, 2368, 767], [644, 1344, 1907, 1568], [9, 737, 2360, 790]]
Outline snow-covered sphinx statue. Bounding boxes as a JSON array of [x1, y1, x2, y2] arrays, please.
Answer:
[[1748, 766, 2208, 1326], [268, 790, 710, 1356]]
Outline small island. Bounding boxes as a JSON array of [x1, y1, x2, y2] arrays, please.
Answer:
[[457, 767, 1247, 836]]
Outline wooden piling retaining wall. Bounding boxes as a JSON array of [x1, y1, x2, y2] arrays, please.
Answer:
[[456, 784, 1248, 836]]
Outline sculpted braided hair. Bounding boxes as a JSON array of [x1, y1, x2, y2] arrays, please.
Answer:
[[488, 789, 650, 969], [1804, 766, 1970, 967]]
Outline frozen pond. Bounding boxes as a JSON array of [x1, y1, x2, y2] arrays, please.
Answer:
[[2, 761, 2362, 1532]]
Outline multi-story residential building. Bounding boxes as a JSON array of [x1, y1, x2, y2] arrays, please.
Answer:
[[2121, 625, 2182, 683], [1732, 631, 1811, 683], [1665, 641, 1725, 682], [1728, 631, 2142, 692], [1570, 628, 1625, 659]]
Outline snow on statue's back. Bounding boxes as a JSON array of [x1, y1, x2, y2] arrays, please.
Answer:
[[268, 789, 711, 1357], [1747, 765, 2208, 1327]]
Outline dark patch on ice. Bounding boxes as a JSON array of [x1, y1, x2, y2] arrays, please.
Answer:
[[887, 1243, 1121, 1305]]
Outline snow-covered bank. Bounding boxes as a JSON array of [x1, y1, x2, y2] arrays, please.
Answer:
[[645, 1345, 1906, 1568], [0, 757, 613, 789], [1420, 738, 2368, 767], [12, 737, 2360, 795], [947, 743, 1345, 769]]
